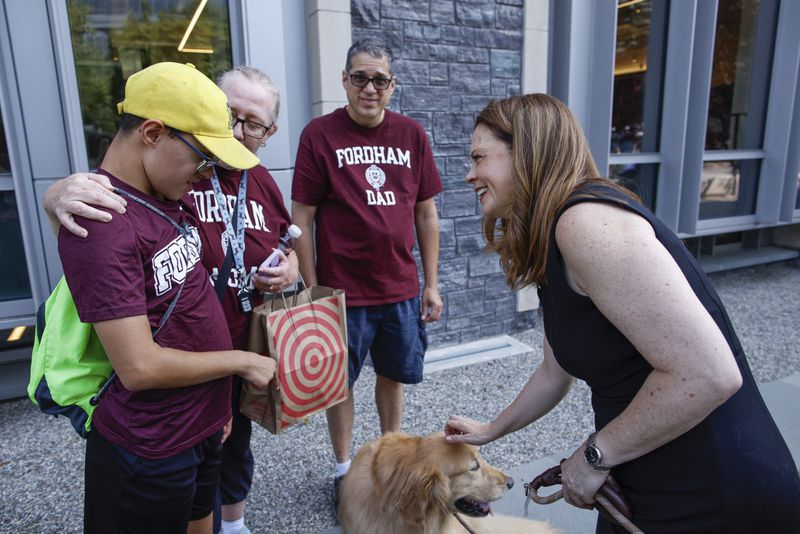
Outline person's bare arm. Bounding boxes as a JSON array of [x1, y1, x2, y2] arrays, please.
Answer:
[[414, 197, 443, 322], [43, 173, 127, 237], [555, 201, 742, 507], [93, 315, 276, 391], [291, 201, 318, 287], [445, 333, 575, 445]]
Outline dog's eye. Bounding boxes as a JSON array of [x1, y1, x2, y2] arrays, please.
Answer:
[[470, 461, 480, 471]]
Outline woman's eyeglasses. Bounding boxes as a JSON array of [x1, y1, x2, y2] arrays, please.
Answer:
[[348, 73, 394, 91], [232, 116, 274, 140]]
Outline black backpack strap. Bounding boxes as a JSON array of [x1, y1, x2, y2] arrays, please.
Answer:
[[36, 299, 47, 343]]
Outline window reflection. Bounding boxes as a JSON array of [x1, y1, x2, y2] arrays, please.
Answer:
[[699, 160, 759, 219], [0, 192, 32, 302], [609, 163, 657, 211], [0, 325, 35, 350], [67, 0, 233, 168], [705, 0, 777, 150], [611, 0, 666, 154]]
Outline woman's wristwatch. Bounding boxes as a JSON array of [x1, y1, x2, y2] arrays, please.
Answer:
[[583, 432, 611, 471]]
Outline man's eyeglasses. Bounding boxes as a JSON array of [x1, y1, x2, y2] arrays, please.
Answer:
[[232, 116, 274, 140], [171, 130, 218, 173], [348, 73, 394, 91]]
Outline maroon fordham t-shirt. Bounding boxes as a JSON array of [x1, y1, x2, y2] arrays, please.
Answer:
[[185, 165, 291, 349], [58, 172, 232, 459], [292, 108, 443, 306]]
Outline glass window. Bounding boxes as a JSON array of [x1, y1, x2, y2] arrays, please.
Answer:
[[67, 0, 233, 168], [0, 108, 9, 174], [705, 0, 777, 150], [0, 109, 31, 303], [699, 159, 760, 219], [0, 191, 32, 302], [795, 169, 800, 210], [609, 162, 658, 211], [611, 0, 666, 154]]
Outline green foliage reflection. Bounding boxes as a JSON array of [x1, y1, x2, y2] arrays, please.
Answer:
[[67, 0, 233, 167]]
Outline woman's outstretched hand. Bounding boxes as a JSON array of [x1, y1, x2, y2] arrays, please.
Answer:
[[444, 415, 495, 446]]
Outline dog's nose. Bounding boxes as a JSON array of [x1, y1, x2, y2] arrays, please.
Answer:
[[506, 476, 514, 490]]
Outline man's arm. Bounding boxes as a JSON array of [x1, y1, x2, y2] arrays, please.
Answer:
[[291, 200, 319, 287], [414, 197, 443, 322], [93, 315, 276, 390], [43, 173, 127, 237]]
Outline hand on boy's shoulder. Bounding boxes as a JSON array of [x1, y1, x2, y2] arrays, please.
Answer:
[[46, 172, 127, 238]]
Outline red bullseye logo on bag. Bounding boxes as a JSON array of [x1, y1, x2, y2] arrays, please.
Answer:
[[268, 295, 348, 431], [239, 286, 348, 434]]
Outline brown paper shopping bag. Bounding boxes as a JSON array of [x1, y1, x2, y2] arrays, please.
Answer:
[[240, 286, 349, 434]]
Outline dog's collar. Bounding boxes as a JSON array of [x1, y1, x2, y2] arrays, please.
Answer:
[[453, 511, 479, 534]]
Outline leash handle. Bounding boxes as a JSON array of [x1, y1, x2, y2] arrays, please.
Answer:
[[525, 463, 645, 534]]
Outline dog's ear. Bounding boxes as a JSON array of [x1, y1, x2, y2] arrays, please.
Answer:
[[395, 466, 451, 526], [422, 468, 451, 518], [372, 434, 453, 527]]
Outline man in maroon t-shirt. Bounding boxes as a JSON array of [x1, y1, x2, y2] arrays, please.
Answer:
[[56, 62, 277, 534], [291, 37, 444, 514]]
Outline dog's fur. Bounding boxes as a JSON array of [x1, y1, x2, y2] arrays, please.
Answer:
[[338, 432, 558, 534]]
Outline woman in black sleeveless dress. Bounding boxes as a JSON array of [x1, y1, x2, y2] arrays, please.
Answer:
[[444, 94, 800, 533]]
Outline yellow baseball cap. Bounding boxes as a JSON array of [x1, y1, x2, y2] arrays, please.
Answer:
[[117, 62, 259, 170]]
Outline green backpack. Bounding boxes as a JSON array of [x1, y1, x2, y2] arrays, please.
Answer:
[[28, 276, 112, 438], [28, 186, 189, 438]]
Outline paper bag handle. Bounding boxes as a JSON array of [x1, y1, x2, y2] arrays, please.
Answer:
[[279, 271, 318, 338]]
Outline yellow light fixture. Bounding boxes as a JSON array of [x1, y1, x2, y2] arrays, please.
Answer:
[[618, 0, 646, 9], [177, 0, 213, 54], [7, 326, 25, 343]]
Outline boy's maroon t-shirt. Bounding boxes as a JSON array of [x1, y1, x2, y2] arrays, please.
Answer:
[[58, 172, 232, 459], [292, 108, 443, 306], [186, 165, 291, 348]]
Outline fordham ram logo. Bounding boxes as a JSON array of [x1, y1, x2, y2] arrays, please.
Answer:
[[364, 164, 396, 206]]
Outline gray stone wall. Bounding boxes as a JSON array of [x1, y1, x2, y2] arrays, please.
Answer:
[[351, 0, 536, 347]]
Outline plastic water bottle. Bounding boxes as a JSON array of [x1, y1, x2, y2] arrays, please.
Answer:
[[260, 224, 302, 269]]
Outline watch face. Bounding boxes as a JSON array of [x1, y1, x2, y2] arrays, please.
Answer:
[[584, 445, 601, 466]]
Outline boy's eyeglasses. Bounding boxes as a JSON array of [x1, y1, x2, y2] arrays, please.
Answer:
[[171, 130, 218, 173], [348, 73, 394, 91], [231, 116, 274, 140]]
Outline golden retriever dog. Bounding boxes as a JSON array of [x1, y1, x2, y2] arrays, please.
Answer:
[[338, 432, 558, 534]]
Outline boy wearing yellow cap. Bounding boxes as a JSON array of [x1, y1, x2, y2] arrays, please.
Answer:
[[57, 62, 275, 533]]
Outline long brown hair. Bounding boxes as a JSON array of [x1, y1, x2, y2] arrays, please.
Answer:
[[475, 94, 637, 288]]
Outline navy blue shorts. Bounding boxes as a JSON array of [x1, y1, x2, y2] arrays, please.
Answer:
[[347, 296, 428, 388], [84, 428, 223, 534]]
